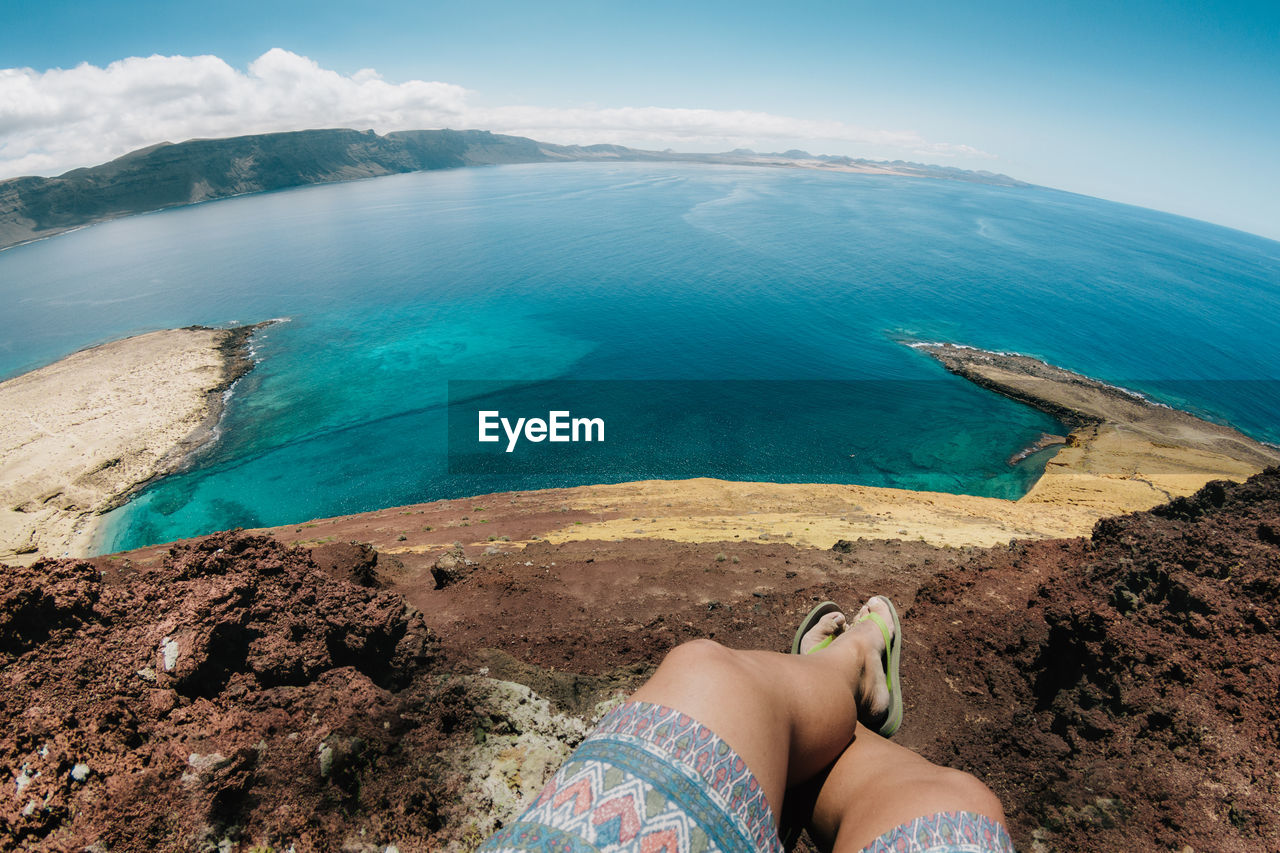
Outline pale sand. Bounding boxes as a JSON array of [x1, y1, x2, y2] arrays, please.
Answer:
[[533, 477, 1107, 550], [0, 328, 251, 563]]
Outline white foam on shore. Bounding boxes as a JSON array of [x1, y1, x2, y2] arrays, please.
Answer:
[[228, 317, 289, 366], [245, 318, 288, 362], [185, 320, 285, 467], [904, 339, 1022, 357], [904, 338, 1178, 410], [0, 224, 91, 254]]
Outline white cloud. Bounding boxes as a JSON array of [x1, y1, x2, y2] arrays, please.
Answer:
[[0, 49, 992, 179]]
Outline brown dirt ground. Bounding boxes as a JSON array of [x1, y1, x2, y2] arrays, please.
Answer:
[[4, 470, 1279, 851]]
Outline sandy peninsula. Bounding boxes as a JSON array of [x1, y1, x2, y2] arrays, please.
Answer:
[[914, 342, 1280, 515], [0, 326, 260, 563], [353, 345, 1277, 555]]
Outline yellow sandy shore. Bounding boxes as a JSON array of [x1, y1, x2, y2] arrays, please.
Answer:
[[0, 328, 247, 562], [533, 477, 1108, 550]]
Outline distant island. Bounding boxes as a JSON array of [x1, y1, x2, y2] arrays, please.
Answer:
[[0, 128, 1031, 251]]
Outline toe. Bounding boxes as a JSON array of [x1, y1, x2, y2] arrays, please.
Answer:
[[800, 611, 846, 653]]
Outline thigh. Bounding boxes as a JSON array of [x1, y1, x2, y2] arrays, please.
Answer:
[[805, 731, 1010, 853]]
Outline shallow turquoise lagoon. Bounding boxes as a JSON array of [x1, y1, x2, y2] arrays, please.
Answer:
[[0, 162, 1276, 551]]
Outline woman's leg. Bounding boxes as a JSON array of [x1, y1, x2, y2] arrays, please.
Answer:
[[481, 596, 1011, 853], [801, 730, 1008, 853], [629, 598, 894, 822]]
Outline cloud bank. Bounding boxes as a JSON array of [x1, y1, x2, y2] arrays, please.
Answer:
[[0, 49, 991, 179]]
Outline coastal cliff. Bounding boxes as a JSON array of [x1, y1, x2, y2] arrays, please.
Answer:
[[0, 128, 1030, 251]]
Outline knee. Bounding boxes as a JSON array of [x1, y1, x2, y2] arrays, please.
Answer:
[[661, 638, 733, 671], [934, 768, 1006, 824], [654, 638, 745, 686]]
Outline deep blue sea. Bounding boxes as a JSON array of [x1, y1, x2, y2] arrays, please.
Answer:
[[1, 162, 1277, 553]]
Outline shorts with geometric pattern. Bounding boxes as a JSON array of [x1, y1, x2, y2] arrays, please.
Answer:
[[477, 700, 1015, 853]]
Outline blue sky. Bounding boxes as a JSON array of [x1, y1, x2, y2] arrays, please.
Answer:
[[2, 0, 1278, 240]]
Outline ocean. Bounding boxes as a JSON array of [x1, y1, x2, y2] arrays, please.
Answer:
[[1, 161, 1277, 552]]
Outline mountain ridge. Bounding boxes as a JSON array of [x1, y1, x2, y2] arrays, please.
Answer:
[[0, 128, 1031, 251]]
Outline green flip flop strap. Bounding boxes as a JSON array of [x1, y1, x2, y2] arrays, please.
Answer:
[[805, 633, 836, 654], [855, 611, 894, 691]]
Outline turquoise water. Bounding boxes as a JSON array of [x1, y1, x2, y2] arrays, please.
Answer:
[[0, 162, 1277, 552]]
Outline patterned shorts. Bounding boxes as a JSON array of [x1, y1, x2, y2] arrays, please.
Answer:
[[477, 701, 1014, 853], [860, 811, 1015, 853], [479, 701, 781, 852]]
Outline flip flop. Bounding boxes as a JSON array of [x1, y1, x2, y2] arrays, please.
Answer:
[[779, 598, 904, 850], [855, 595, 903, 738], [790, 600, 844, 654]]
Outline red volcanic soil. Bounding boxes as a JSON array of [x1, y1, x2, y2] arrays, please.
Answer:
[[1, 534, 466, 851], [905, 475, 1280, 852], [3, 471, 1279, 851]]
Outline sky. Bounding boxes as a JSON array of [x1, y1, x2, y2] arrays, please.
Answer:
[[2, 0, 1278, 240]]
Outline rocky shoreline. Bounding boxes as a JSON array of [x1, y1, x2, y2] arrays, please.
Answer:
[[0, 324, 267, 563], [138, 321, 274, 497], [1006, 431, 1067, 466], [912, 341, 1280, 515]]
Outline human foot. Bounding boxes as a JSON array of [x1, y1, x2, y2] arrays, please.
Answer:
[[792, 601, 846, 654], [848, 596, 898, 735], [799, 610, 848, 654]]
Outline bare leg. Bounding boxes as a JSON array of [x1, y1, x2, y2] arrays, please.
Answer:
[[630, 600, 893, 821], [803, 730, 1007, 853]]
